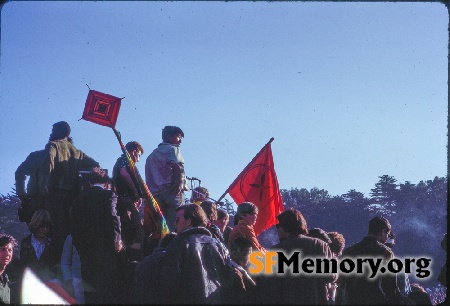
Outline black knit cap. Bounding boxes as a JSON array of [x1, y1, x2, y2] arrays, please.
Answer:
[[52, 121, 71, 138]]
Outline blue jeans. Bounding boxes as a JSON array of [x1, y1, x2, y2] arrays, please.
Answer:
[[154, 192, 185, 232]]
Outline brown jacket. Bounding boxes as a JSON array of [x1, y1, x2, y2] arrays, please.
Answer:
[[260, 234, 335, 305], [40, 139, 98, 194], [336, 236, 400, 305]]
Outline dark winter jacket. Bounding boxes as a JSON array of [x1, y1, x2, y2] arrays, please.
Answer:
[[133, 247, 167, 304], [207, 223, 225, 244], [71, 185, 121, 254], [336, 236, 400, 305], [19, 235, 58, 282], [260, 234, 335, 305], [40, 139, 99, 194], [159, 227, 229, 304]]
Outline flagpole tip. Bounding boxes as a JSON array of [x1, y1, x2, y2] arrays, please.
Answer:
[[269, 137, 274, 143]]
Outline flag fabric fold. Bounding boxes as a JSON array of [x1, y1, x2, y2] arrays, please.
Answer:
[[222, 138, 284, 236]]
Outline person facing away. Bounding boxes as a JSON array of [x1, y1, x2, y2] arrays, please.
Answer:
[[260, 208, 335, 305], [39, 121, 100, 260], [0, 234, 18, 304], [306, 228, 338, 305], [228, 202, 266, 252], [19, 210, 59, 283], [15, 149, 46, 225], [327, 231, 346, 258], [307, 228, 332, 244], [327, 231, 346, 304], [190, 186, 209, 205], [159, 204, 229, 304], [70, 168, 123, 304], [133, 232, 177, 304], [200, 200, 225, 244], [336, 216, 401, 305], [145, 125, 189, 232]]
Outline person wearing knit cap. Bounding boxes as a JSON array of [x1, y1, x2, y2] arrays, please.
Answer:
[[40, 121, 100, 260], [49, 121, 71, 141]]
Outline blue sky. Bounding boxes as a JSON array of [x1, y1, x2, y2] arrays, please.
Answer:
[[0, 1, 447, 205]]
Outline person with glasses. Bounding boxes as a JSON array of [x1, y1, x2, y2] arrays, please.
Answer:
[[159, 204, 229, 304], [336, 216, 402, 305], [228, 202, 266, 252], [19, 210, 59, 283]]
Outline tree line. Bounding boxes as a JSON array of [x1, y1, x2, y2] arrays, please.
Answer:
[[1, 174, 447, 287], [279, 175, 448, 287]]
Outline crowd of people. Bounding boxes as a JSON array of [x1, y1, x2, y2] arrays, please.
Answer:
[[0, 121, 446, 304]]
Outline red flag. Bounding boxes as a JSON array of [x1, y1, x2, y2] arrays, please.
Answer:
[[223, 138, 284, 235], [82, 90, 122, 128]]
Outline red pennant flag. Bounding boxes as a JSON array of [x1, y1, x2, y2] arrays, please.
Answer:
[[221, 138, 284, 235], [82, 90, 122, 128]]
